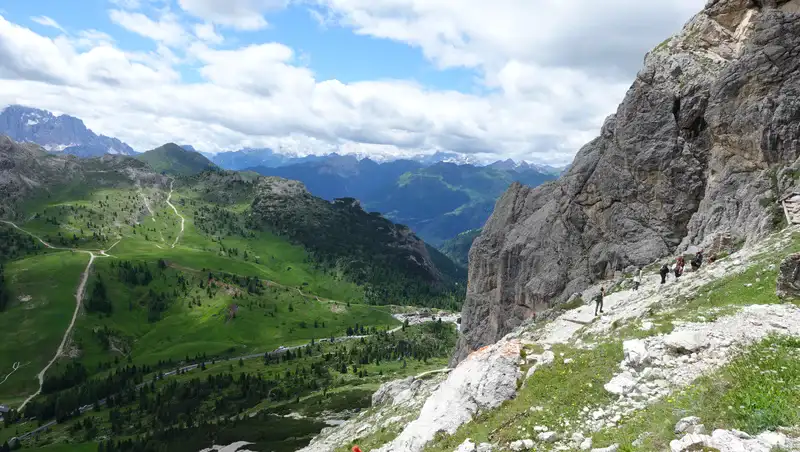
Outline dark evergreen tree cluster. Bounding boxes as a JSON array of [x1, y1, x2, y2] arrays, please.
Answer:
[[42, 362, 89, 394], [250, 195, 467, 309], [0, 225, 43, 262], [85, 276, 113, 314], [0, 265, 8, 312]]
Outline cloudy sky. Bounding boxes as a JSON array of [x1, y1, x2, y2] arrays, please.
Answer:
[[0, 0, 702, 164]]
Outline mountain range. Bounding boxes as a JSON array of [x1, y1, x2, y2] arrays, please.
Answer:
[[0, 104, 566, 172], [247, 156, 557, 246], [0, 105, 136, 157]]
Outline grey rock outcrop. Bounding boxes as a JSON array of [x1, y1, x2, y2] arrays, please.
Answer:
[[454, 0, 800, 363], [375, 339, 521, 452], [776, 252, 800, 297]]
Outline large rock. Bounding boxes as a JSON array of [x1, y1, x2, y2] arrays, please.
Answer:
[[623, 340, 650, 369], [776, 252, 800, 298], [453, 0, 800, 363], [376, 339, 521, 452], [669, 428, 792, 452], [298, 372, 448, 452], [604, 372, 638, 395], [664, 331, 709, 354], [674, 416, 702, 434]]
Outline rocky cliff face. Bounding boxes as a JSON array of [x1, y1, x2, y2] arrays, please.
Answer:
[[0, 105, 136, 157], [454, 0, 800, 363]]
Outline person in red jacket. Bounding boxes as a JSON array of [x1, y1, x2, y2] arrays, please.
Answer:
[[353, 446, 363, 452]]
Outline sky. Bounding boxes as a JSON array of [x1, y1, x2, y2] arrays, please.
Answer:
[[0, 0, 703, 164]]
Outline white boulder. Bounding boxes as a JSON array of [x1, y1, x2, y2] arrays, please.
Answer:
[[591, 445, 619, 452], [375, 339, 522, 452], [537, 431, 558, 443], [664, 331, 709, 354], [509, 439, 534, 451], [454, 439, 476, 452], [604, 372, 637, 395], [623, 340, 650, 368]]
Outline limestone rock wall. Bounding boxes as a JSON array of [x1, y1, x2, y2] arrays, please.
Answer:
[[454, 0, 800, 363]]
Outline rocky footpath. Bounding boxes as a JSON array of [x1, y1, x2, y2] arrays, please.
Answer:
[[455, 0, 800, 363], [225, 226, 800, 452]]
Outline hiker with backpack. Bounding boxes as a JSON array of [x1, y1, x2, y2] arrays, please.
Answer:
[[674, 256, 685, 279], [633, 269, 642, 291], [660, 264, 669, 284], [691, 249, 704, 271], [594, 287, 605, 316]]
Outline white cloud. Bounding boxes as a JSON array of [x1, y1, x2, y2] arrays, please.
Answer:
[[193, 22, 223, 44], [0, 1, 704, 164], [109, 9, 189, 47], [313, 0, 702, 77], [0, 15, 177, 87], [73, 30, 116, 49], [177, 0, 288, 30], [31, 16, 66, 33]]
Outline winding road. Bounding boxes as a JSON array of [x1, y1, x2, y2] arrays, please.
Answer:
[[1, 220, 119, 411], [165, 179, 185, 248]]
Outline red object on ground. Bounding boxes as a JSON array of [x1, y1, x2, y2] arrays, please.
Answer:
[[352, 447, 363, 452]]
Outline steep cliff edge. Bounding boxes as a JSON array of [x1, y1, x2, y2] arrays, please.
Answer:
[[455, 0, 800, 363]]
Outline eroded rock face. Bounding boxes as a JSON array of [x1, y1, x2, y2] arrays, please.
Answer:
[[776, 252, 800, 298], [454, 0, 800, 363], [376, 339, 521, 452]]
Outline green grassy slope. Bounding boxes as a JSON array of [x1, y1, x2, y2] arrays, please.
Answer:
[[0, 252, 88, 404], [0, 139, 464, 452], [439, 228, 482, 268], [136, 143, 218, 176], [11, 323, 456, 452]]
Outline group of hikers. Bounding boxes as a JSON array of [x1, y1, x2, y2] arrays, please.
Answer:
[[593, 249, 706, 317], [659, 249, 704, 284]]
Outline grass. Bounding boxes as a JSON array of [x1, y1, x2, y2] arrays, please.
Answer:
[[654, 37, 672, 52], [591, 335, 800, 451], [0, 252, 88, 403], [69, 258, 398, 374], [0, 182, 407, 403], [424, 342, 623, 451], [0, 167, 467, 451], [12, 323, 455, 451]]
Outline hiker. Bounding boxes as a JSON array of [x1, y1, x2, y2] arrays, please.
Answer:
[[674, 256, 685, 279], [594, 287, 605, 316], [660, 264, 669, 284], [352, 446, 363, 452], [691, 249, 704, 271], [633, 269, 642, 291]]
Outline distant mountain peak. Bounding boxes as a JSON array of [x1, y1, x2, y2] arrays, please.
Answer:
[[136, 142, 218, 176], [0, 104, 136, 157]]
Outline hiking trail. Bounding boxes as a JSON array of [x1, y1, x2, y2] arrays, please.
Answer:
[[1, 220, 117, 411], [165, 179, 184, 248]]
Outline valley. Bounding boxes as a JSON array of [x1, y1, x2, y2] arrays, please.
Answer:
[[0, 139, 464, 451]]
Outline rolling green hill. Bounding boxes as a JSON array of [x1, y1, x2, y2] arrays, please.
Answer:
[[136, 143, 218, 176], [0, 136, 462, 451]]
